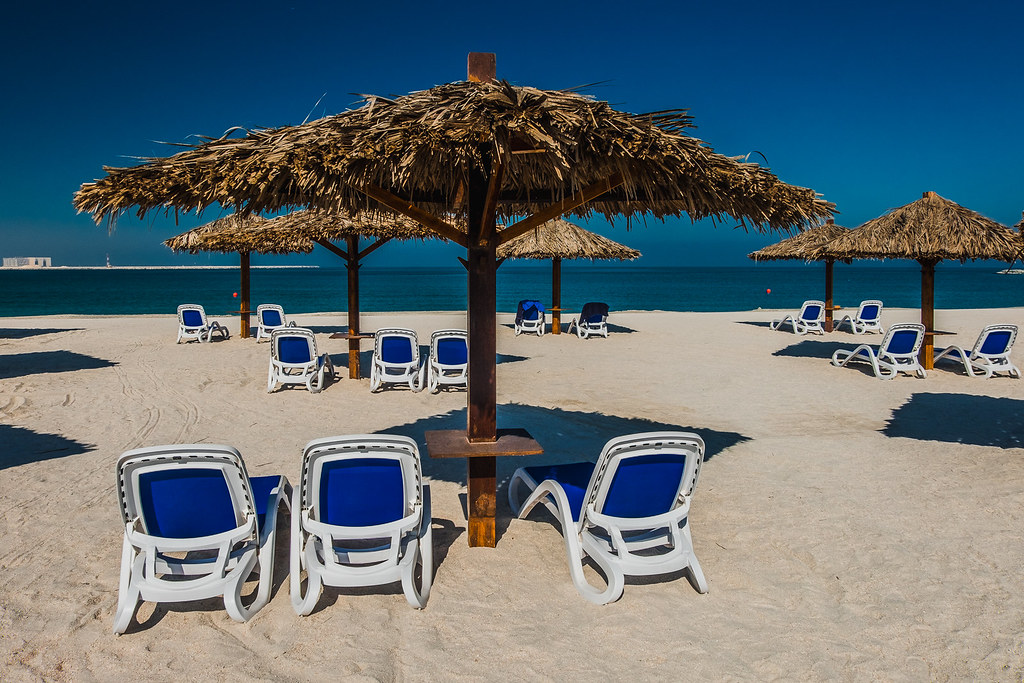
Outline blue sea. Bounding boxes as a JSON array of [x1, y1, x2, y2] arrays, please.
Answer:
[[1, 263, 1023, 317]]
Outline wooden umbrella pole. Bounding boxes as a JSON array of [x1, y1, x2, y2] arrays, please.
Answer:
[[919, 258, 937, 369], [824, 258, 834, 332], [239, 250, 251, 338], [346, 235, 361, 379], [551, 257, 562, 334]]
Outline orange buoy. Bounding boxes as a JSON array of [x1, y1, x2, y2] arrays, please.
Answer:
[[233, 292, 238, 298], [766, 288, 771, 294]]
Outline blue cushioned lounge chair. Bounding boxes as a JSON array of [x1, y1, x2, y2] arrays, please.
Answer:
[[508, 431, 707, 605], [567, 302, 610, 339], [769, 300, 825, 335], [831, 322, 926, 379], [514, 299, 546, 336], [255, 303, 297, 342], [934, 324, 1020, 378], [113, 444, 290, 634], [427, 329, 468, 393], [370, 328, 423, 392], [267, 327, 334, 393], [176, 304, 229, 343], [834, 299, 885, 335], [290, 434, 432, 613]]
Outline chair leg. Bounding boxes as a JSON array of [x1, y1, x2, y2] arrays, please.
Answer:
[[401, 486, 432, 609], [113, 537, 141, 635]]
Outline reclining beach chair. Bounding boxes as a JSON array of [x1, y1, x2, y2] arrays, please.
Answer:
[[514, 299, 546, 336], [830, 322, 926, 379], [290, 434, 432, 613], [176, 304, 229, 343], [370, 328, 424, 392], [113, 444, 290, 634], [426, 329, 468, 393], [769, 300, 825, 335], [933, 324, 1020, 378], [834, 299, 885, 335], [255, 304, 297, 342], [508, 431, 707, 605], [567, 302, 610, 339], [267, 327, 334, 393]]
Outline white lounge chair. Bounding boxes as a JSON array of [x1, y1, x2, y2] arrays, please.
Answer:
[[514, 299, 546, 336], [567, 302, 610, 339], [290, 434, 432, 613], [370, 328, 424, 392], [267, 327, 334, 393], [176, 304, 229, 343], [426, 329, 468, 393], [508, 431, 707, 605], [934, 324, 1020, 378], [113, 444, 290, 634], [834, 299, 885, 335], [769, 300, 825, 335], [255, 304, 297, 342], [831, 322, 926, 379]]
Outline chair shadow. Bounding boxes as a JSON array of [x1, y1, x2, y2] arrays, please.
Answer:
[[0, 350, 117, 380], [0, 425, 95, 470], [883, 392, 1024, 448], [735, 320, 774, 329], [773, 340, 858, 360], [0, 327, 81, 340]]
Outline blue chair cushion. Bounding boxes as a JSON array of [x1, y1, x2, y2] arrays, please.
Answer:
[[803, 306, 822, 320], [603, 453, 687, 518], [887, 330, 918, 355], [279, 336, 312, 364], [861, 305, 880, 320], [319, 458, 405, 527], [980, 330, 1011, 355], [437, 337, 467, 365], [522, 462, 596, 523], [250, 475, 281, 535], [182, 309, 204, 327], [262, 310, 283, 327], [138, 468, 237, 538], [381, 336, 413, 363]]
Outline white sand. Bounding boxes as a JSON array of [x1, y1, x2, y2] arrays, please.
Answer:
[[1, 308, 1023, 680]]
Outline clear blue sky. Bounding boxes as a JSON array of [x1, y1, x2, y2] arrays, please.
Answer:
[[1, 0, 1022, 267]]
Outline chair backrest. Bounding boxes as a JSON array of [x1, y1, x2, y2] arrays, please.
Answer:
[[117, 445, 255, 537], [272, 328, 317, 364], [582, 432, 704, 522], [178, 304, 207, 328], [799, 300, 825, 322], [580, 302, 609, 324], [516, 300, 545, 323], [858, 300, 883, 322], [431, 329, 468, 366], [879, 323, 925, 358], [258, 304, 285, 328], [375, 328, 419, 364], [299, 435, 423, 527], [974, 324, 1017, 358]]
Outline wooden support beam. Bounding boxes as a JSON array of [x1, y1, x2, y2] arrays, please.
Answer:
[[358, 184, 467, 248], [239, 251, 251, 339], [919, 258, 938, 370], [358, 237, 391, 261], [551, 257, 562, 334], [497, 173, 625, 246], [314, 238, 349, 260], [468, 52, 496, 83], [465, 163, 497, 444], [824, 259, 834, 333], [347, 235, 362, 380]]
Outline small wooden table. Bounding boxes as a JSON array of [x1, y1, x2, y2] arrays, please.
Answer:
[[922, 329, 954, 370], [548, 307, 563, 335], [425, 428, 543, 548], [329, 332, 374, 379]]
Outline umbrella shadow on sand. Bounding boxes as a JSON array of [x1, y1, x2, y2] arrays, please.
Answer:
[[0, 350, 117, 380], [772, 340, 856, 360], [0, 425, 95, 469], [0, 327, 82, 340], [883, 392, 1024, 448]]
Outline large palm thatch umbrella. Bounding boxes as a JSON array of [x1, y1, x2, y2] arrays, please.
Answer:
[[496, 218, 640, 333], [823, 191, 1022, 368], [748, 218, 850, 331], [75, 53, 833, 546], [165, 214, 315, 338]]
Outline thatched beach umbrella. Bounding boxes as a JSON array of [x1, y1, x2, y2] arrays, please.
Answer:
[[823, 191, 1022, 368], [748, 218, 850, 331], [165, 214, 315, 338], [75, 53, 833, 546], [497, 218, 640, 333]]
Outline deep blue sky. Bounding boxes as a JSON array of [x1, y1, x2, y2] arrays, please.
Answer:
[[2, 0, 1021, 267]]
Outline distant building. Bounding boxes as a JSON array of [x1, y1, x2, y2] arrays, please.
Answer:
[[2, 257, 52, 268]]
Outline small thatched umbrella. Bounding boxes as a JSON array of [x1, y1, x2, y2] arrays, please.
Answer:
[[748, 218, 850, 331], [823, 191, 1022, 368], [165, 215, 315, 338], [75, 53, 833, 547], [496, 218, 640, 333]]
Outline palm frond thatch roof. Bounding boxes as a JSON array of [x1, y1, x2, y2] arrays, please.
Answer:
[[75, 80, 833, 232], [496, 219, 640, 261], [822, 192, 1021, 263], [748, 219, 850, 262], [261, 209, 437, 241], [164, 214, 314, 255]]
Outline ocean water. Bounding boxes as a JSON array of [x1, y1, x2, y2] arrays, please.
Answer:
[[1, 263, 1023, 317]]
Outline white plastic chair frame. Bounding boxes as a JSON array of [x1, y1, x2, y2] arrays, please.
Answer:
[[508, 431, 707, 605], [834, 299, 885, 335], [176, 304, 230, 344], [255, 304, 297, 342], [769, 300, 825, 335], [427, 329, 468, 393], [290, 434, 432, 614], [831, 322, 926, 379], [113, 444, 290, 634], [934, 324, 1020, 378], [370, 328, 424, 392], [267, 327, 334, 393], [514, 301, 546, 337], [567, 304, 610, 339]]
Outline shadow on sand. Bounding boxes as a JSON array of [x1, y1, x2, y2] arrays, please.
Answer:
[[0, 327, 81, 340], [0, 350, 117, 380], [772, 339, 859, 360], [883, 392, 1024, 448], [0, 424, 95, 469]]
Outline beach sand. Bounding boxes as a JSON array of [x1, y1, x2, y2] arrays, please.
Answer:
[[1, 308, 1023, 680]]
